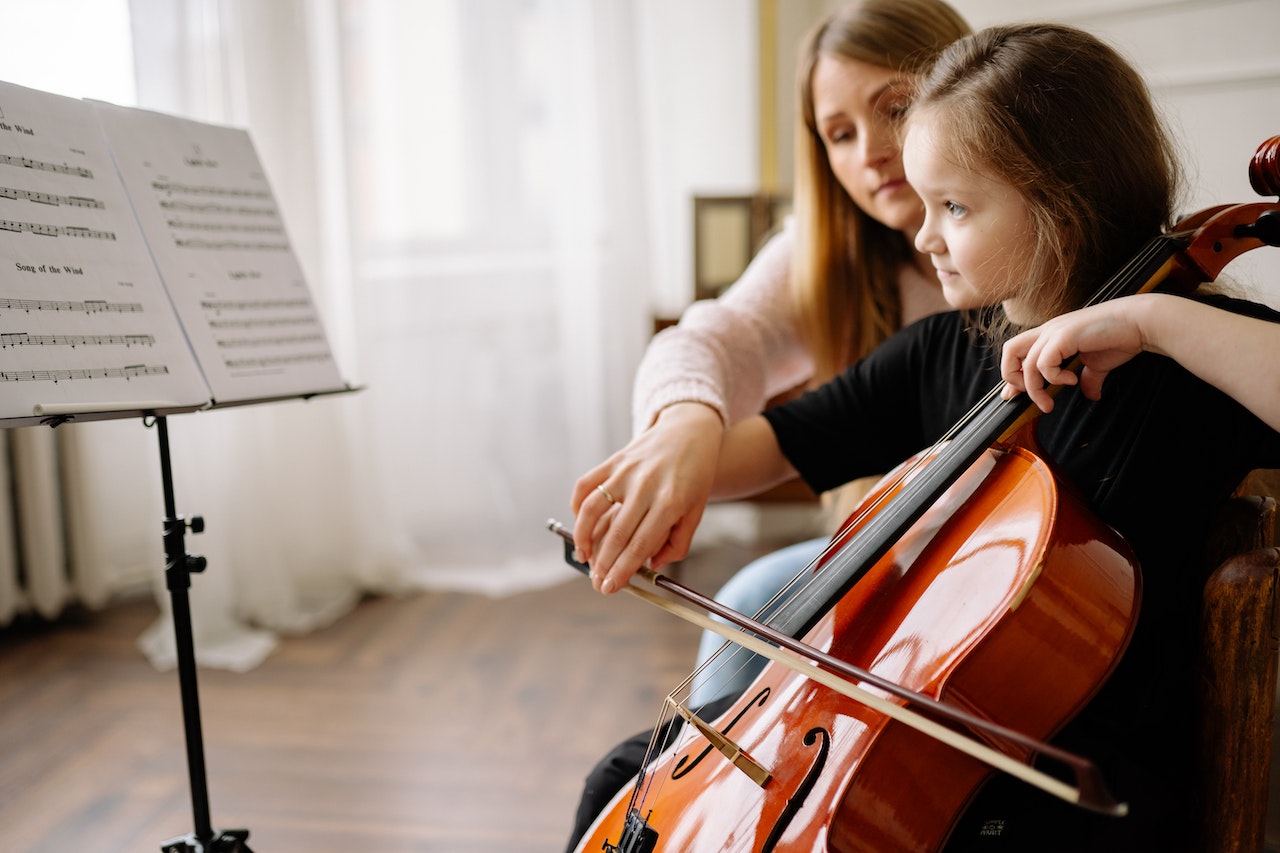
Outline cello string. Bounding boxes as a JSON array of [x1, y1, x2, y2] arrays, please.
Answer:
[[736, 379, 1008, 624], [629, 689, 687, 817]]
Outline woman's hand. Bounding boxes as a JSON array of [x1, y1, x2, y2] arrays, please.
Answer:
[[570, 402, 723, 594], [1000, 298, 1149, 412]]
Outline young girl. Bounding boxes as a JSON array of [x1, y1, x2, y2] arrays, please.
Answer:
[[574, 23, 1280, 850]]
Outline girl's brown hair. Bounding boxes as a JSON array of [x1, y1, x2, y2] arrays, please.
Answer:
[[908, 23, 1182, 338], [793, 0, 970, 383]]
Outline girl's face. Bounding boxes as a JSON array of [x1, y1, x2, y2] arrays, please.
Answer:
[[903, 110, 1036, 322], [812, 55, 922, 235]]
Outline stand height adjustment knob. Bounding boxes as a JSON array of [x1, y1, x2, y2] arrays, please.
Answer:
[[188, 515, 205, 534]]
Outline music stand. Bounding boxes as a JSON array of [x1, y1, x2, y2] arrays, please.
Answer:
[[0, 82, 355, 851], [148, 389, 353, 851], [152, 413, 251, 853]]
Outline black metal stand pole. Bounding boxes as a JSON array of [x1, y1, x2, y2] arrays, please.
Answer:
[[152, 415, 252, 853]]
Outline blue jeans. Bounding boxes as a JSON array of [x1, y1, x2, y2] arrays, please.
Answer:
[[688, 536, 828, 705]]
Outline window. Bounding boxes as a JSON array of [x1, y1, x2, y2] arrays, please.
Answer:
[[0, 0, 135, 105], [339, 0, 554, 257]]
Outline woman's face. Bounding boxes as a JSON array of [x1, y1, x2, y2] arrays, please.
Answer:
[[903, 110, 1036, 321], [811, 54, 923, 235]]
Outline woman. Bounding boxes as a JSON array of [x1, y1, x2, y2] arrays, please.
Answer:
[[574, 0, 969, 705], [563, 4, 971, 846], [576, 22, 1280, 850]]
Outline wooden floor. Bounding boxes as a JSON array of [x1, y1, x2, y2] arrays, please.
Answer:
[[0, 544, 754, 853], [2, 539, 1279, 853]]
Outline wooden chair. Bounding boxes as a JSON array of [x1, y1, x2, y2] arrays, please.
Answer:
[[1197, 486, 1279, 853]]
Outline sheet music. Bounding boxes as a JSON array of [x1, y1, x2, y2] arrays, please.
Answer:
[[92, 101, 346, 405], [0, 82, 210, 420]]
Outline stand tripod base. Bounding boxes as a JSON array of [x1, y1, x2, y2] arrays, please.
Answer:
[[160, 828, 252, 853]]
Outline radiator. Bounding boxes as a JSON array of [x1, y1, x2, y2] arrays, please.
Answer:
[[0, 427, 71, 624]]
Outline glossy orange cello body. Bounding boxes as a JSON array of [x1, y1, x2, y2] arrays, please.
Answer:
[[575, 439, 1140, 853]]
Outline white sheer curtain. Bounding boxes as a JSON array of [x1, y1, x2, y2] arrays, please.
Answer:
[[328, 0, 653, 584], [73, 0, 653, 668]]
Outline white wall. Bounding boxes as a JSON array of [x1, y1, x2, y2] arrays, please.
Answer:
[[637, 0, 759, 318]]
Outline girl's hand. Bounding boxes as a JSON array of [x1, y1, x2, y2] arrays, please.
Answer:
[[1003, 294, 1280, 432], [569, 402, 722, 594], [1000, 298, 1149, 412]]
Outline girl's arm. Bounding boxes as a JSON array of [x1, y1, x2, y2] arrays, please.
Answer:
[[1001, 293, 1280, 431]]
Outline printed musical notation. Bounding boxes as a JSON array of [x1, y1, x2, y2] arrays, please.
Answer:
[[224, 353, 332, 369], [201, 297, 311, 314], [167, 221, 283, 234], [216, 333, 325, 350], [0, 80, 346, 423], [208, 315, 318, 329], [1, 332, 155, 348], [1, 364, 169, 382], [0, 152, 93, 179], [0, 218, 116, 239], [195, 295, 333, 374], [0, 81, 210, 420], [155, 182, 286, 251], [92, 99, 345, 398], [160, 200, 276, 216], [0, 185, 104, 208], [174, 238, 288, 251], [1, 297, 142, 313], [151, 180, 272, 200]]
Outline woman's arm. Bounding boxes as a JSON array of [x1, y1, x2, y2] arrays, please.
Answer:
[[1001, 293, 1280, 431], [573, 414, 796, 595], [631, 224, 812, 433], [572, 227, 811, 590]]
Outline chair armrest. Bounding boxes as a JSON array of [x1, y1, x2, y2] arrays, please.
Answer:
[[1197, 544, 1280, 853]]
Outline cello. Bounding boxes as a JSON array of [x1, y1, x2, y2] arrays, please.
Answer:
[[550, 135, 1280, 852]]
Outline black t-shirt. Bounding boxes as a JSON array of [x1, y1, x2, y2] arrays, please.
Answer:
[[762, 295, 1280, 849]]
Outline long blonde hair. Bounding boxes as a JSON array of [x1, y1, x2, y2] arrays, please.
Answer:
[[793, 0, 970, 383]]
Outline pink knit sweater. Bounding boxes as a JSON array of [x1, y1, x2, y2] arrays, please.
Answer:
[[632, 220, 949, 437]]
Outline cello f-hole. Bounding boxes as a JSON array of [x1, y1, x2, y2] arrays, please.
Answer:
[[671, 687, 771, 780], [762, 726, 832, 853]]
